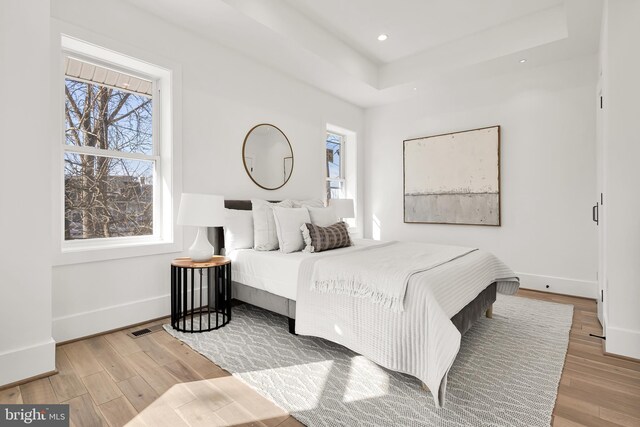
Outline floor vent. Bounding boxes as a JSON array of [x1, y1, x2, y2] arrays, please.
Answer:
[[127, 324, 164, 339]]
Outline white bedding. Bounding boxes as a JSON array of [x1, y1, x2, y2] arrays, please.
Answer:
[[310, 241, 477, 311], [227, 239, 379, 300], [229, 238, 519, 408], [296, 242, 519, 407]]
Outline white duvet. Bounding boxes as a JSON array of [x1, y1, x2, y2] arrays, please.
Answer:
[[295, 241, 519, 407], [310, 241, 477, 311]]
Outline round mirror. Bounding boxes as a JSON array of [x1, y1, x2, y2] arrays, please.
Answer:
[[242, 124, 294, 190]]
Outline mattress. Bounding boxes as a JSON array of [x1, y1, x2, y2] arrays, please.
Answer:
[[228, 239, 379, 300]]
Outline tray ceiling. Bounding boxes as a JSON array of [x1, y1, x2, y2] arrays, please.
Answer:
[[125, 0, 602, 107]]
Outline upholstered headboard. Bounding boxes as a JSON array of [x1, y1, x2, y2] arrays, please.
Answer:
[[208, 200, 279, 255]]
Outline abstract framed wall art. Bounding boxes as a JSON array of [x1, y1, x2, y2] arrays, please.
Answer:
[[403, 125, 501, 226]]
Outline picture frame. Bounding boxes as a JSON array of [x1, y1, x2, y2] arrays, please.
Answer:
[[403, 125, 501, 226]]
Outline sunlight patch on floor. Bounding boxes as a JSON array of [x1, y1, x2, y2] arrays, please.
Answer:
[[126, 376, 290, 426], [343, 355, 389, 403], [235, 360, 335, 411]]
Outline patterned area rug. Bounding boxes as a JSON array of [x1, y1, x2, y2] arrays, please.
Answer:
[[165, 295, 573, 426]]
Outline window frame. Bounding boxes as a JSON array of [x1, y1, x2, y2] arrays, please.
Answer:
[[53, 33, 181, 265], [325, 131, 346, 200], [325, 124, 359, 234], [62, 54, 161, 248]]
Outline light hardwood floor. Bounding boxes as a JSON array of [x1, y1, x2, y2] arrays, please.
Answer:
[[1, 290, 638, 427], [518, 290, 640, 427], [0, 318, 303, 427]]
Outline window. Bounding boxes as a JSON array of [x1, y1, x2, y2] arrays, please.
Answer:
[[57, 35, 177, 262], [325, 125, 358, 232], [326, 132, 345, 200], [64, 57, 157, 241]]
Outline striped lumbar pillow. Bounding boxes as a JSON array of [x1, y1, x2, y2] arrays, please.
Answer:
[[301, 221, 352, 253]]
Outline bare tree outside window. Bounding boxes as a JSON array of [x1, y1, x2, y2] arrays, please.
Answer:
[[64, 66, 155, 240]]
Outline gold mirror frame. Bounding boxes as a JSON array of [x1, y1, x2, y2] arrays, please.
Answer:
[[242, 123, 294, 190]]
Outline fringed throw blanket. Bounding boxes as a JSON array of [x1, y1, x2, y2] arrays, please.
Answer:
[[310, 241, 477, 311]]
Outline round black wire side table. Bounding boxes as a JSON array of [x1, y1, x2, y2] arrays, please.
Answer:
[[171, 256, 231, 333]]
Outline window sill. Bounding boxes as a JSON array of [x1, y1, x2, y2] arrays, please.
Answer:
[[53, 238, 182, 266]]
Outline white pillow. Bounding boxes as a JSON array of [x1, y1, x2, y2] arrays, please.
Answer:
[[273, 207, 311, 253], [291, 198, 325, 208], [252, 199, 293, 251], [306, 206, 338, 227], [223, 209, 254, 253]]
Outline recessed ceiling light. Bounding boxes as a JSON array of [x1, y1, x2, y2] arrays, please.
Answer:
[[519, 59, 527, 63], [413, 87, 418, 91], [377, 34, 388, 41]]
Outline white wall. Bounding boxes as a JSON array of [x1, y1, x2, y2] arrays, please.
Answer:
[[600, 0, 640, 359], [364, 55, 598, 297], [50, 0, 365, 342], [0, 0, 56, 386]]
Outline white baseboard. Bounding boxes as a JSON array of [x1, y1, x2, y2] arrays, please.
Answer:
[[0, 339, 56, 387], [53, 286, 210, 342], [517, 272, 598, 299], [52, 272, 598, 342], [53, 294, 171, 342], [605, 326, 640, 360]]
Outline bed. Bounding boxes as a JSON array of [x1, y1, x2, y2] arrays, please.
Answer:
[[209, 200, 519, 406]]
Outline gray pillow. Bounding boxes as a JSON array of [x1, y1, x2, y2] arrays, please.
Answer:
[[301, 221, 352, 253]]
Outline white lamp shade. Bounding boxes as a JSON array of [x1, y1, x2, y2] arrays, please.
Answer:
[[177, 193, 225, 227], [329, 198, 355, 219]]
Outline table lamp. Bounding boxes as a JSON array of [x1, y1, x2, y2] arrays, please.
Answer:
[[329, 198, 355, 221], [177, 193, 225, 262]]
